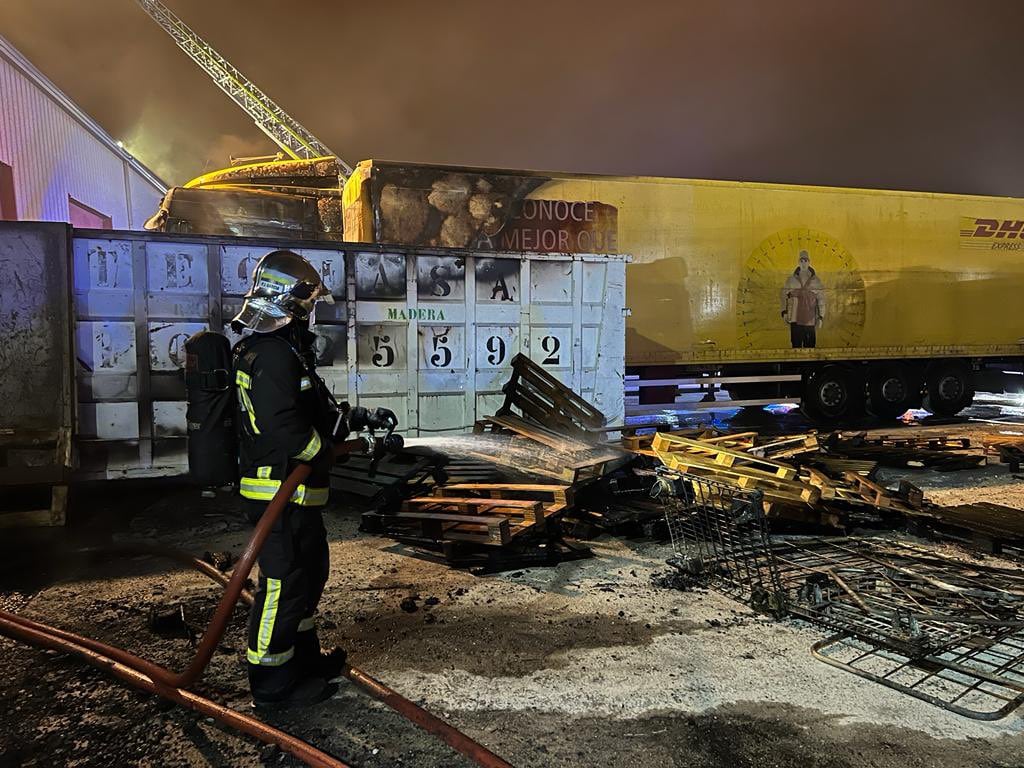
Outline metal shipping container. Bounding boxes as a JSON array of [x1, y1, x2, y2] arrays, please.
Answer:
[[69, 228, 626, 479]]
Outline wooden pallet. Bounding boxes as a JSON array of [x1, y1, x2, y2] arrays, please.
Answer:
[[651, 433, 798, 480], [839, 433, 971, 450], [619, 427, 711, 453], [749, 433, 820, 459], [982, 436, 1024, 472], [474, 414, 595, 454], [372, 484, 572, 550], [842, 471, 896, 508], [799, 455, 879, 481], [982, 435, 1024, 455], [433, 483, 572, 513], [701, 431, 758, 450], [329, 450, 445, 506], [906, 502, 1024, 555], [658, 451, 819, 505]]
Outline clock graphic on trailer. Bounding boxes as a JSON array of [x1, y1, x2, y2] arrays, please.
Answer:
[[736, 227, 866, 352]]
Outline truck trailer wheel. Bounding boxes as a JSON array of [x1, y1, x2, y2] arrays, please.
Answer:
[[924, 360, 974, 416], [802, 365, 865, 423], [867, 363, 920, 419]]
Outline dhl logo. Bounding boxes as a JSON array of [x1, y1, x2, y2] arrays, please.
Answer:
[[960, 217, 1024, 239]]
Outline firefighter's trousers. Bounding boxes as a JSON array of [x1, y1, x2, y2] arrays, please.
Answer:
[[245, 501, 330, 699]]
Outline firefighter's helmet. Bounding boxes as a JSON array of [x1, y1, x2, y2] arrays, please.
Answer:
[[231, 250, 334, 333]]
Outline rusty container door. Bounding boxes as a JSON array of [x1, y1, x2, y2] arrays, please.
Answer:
[[0, 221, 74, 526]]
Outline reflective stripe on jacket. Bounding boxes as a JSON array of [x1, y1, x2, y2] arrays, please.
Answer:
[[232, 328, 333, 506]]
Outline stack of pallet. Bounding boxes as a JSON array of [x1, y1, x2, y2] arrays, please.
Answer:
[[648, 429, 1024, 551], [822, 432, 983, 471], [620, 427, 818, 461], [649, 431, 913, 528], [364, 354, 623, 569]]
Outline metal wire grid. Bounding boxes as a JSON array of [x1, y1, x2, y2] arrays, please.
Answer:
[[770, 538, 1024, 657], [658, 468, 785, 614], [813, 631, 1024, 720]]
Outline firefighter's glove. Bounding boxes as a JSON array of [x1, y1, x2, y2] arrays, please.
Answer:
[[367, 407, 398, 431], [346, 406, 372, 432]]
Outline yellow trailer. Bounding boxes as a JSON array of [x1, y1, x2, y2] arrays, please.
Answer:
[[341, 160, 1024, 421]]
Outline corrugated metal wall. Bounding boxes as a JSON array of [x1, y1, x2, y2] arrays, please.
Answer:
[[0, 35, 165, 229]]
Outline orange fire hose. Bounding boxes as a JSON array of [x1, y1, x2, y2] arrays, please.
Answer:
[[0, 612, 348, 768]]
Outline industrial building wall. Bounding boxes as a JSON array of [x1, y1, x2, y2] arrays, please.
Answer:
[[0, 34, 165, 229]]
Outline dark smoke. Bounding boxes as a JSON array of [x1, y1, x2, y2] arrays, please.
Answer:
[[1, 0, 1023, 196]]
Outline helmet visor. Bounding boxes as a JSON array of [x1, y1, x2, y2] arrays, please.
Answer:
[[230, 297, 293, 333]]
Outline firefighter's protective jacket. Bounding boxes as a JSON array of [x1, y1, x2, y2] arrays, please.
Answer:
[[233, 326, 333, 506]]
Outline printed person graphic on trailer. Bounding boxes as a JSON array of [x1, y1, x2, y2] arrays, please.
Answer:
[[780, 250, 825, 348]]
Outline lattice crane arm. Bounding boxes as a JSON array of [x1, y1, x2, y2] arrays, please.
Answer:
[[135, 0, 352, 177]]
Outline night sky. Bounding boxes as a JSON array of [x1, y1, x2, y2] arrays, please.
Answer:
[[2, 0, 1023, 196]]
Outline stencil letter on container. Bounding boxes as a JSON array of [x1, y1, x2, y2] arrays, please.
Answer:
[[73, 239, 133, 317], [418, 326, 464, 371], [219, 245, 345, 297], [475, 258, 519, 303], [149, 322, 207, 371], [357, 324, 407, 371], [416, 255, 466, 300], [77, 321, 137, 374], [476, 326, 519, 369], [145, 242, 209, 318], [530, 328, 572, 368], [356, 252, 407, 299]]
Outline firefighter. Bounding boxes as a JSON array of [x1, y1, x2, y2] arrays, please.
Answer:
[[230, 249, 355, 708]]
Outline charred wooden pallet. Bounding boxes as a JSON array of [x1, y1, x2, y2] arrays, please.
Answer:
[[416, 535, 593, 575], [563, 470, 664, 538], [495, 353, 607, 439], [797, 455, 880, 481], [822, 432, 983, 471], [440, 458, 507, 485], [432, 482, 572, 512], [470, 416, 632, 484], [907, 502, 1024, 555], [474, 414, 594, 454], [330, 449, 447, 508], [982, 437, 1024, 473]]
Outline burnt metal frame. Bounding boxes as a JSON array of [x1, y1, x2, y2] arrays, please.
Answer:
[[657, 468, 785, 616], [812, 631, 1024, 720]]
